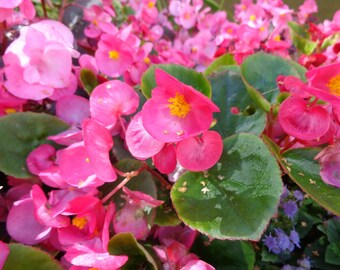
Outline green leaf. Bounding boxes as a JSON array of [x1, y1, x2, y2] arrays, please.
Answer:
[[240, 52, 300, 111], [321, 33, 340, 50], [3, 243, 63, 270], [325, 242, 340, 265], [100, 159, 157, 206], [209, 70, 266, 138], [192, 235, 255, 270], [171, 133, 282, 240], [108, 233, 158, 270], [203, 0, 220, 11], [204, 54, 236, 76], [80, 68, 99, 95], [141, 64, 212, 99], [288, 22, 317, 55], [326, 219, 340, 243], [280, 148, 340, 216], [0, 112, 69, 178]]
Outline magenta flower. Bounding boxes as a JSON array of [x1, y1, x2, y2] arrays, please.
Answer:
[[278, 96, 331, 140], [95, 34, 135, 78], [304, 63, 340, 106], [0, 241, 9, 269], [90, 80, 139, 127], [26, 144, 56, 175], [176, 130, 223, 171], [315, 142, 340, 188], [142, 69, 219, 142]]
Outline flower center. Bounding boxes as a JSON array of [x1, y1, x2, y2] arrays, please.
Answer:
[[168, 92, 190, 118], [327, 74, 340, 96], [72, 216, 87, 230], [249, 14, 256, 21], [147, 1, 154, 8], [109, 50, 120, 60]]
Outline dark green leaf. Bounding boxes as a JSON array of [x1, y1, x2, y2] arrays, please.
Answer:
[[3, 243, 63, 270], [281, 148, 340, 215], [209, 70, 266, 138], [192, 234, 255, 270], [0, 112, 69, 178], [240, 52, 300, 111], [325, 242, 340, 265], [171, 133, 282, 240], [108, 233, 158, 270], [326, 219, 340, 243]]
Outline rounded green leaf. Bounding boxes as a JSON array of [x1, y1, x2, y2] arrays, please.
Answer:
[[171, 133, 282, 240], [3, 243, 63, 270], [204, 53, 236, 76], [281, 148, 340, 216], [108, 233, 158, 270], [209, 70, 266, 138], [240, 52, 300, 111], [141, 64, 212, 99], [0, 112, 69, 178]]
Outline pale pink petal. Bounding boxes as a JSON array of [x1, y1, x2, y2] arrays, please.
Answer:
[[126, 112, 164, 159], [56, 95, 90, 126], [6, 198, 50, 245]]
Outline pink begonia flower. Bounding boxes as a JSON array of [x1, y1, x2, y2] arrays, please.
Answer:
[[298, 0, 318, 24], [176, 130, 223, 171], [26, 144, 56, 175], [95, 34, 135, 77], [47, 126, 83, 146], [4, 20, 78, 100], [142, 69, 220, 142], [6, 196, 51, 245], [0, 241, 9, 269], [181, 260, 215, 270], [126, 112, 165, 160], [278, 96, 331, 140], [304, 63, 340, 106], [113, 187, 163, 240], [0, 0, 35, 22], [315, 142, 340, 188], [0, 84, 26, 116], [90, 80, 139, 127], [63, 204, 128, 269], [83, 4, 116, 38], [31, 185, 70, 228], [82, 119, 117, 182], [277, 76, 310, 98], [56, 95, 90, 127], [153, 143, 177, 174]]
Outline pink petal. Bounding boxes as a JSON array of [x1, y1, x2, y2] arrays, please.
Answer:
[[56, 95, 90, 126], [176, 131, 223, 171], [153, 144, 177, 174], [0, 241, 9, 269], [279, 96, 331, 140], [180, 259, 215, 270], [83, 119, 117, 182], [90, 80, 139, 126], [26, 144, 56, 175], [126, 112, 164, 159], [122, 187, 163, 208], [6, 198, 50, 245]]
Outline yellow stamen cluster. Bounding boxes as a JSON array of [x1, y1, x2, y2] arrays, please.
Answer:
[[249, 15, 256, 21], [147, 1, 155, 8], [72, 216, 87, 230], [168, 92, 191, 118], [108, 50, 120, 60], [328, 74, 340, 96]]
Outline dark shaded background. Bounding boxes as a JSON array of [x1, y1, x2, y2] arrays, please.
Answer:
[[220, 0, 340, 20]]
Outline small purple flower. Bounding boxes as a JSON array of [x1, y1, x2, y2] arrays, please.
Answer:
[[297, 257, 311, 269], [264, 234, 281, 254], [293, 190, 304, 202], [282, 200, 298, 219], [289, 229, 301, 248], [276, 229, 294, 251]]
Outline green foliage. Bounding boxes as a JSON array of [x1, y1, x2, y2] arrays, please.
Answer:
[[280, 148, 340, 216], [108, 233, 158, 270], [0, 112, 69, 178], [171, 133, 282, 240], [288, 22, 318, 55], [209, 69, 267, 138], [3, 244, 63, 270], [80, 68, 99, 95]]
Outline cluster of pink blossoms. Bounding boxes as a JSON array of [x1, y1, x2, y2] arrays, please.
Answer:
[[0, 0, 339, 269]]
